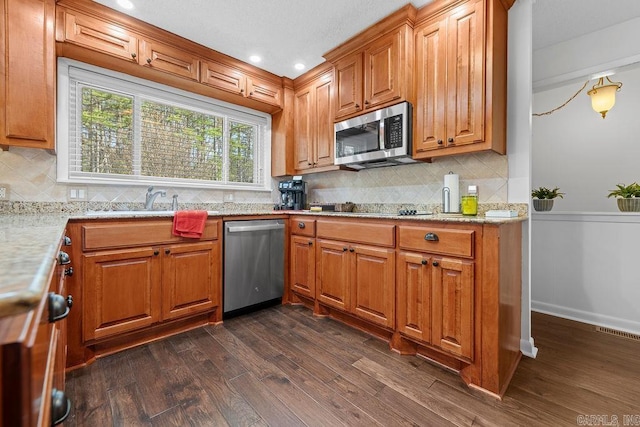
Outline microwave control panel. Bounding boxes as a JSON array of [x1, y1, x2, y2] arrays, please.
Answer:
[[384, 114, 403, 149]]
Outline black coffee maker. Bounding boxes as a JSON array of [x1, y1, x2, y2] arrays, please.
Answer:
[[277, 177, 307, 210]]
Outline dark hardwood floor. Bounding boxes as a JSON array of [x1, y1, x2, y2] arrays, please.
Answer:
[[65, 306, 640, 426]]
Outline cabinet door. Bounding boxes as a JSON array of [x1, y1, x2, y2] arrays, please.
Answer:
[[246, 75, 283, 108], [139, 38, 200, 81], [316, 239, 350, 311], [334, 52, 363, 119], [201, 60, 246, 95], [313, 75, 335, 168], [60, 10, 138, 62], [0, 0, 55, 149], [161, 241, 220, 321], [432, 257, 474, 360], [414, 18, 447, 153], [446, 0, 485, 146], [83, 248, 161, 341], [363, 31, 402, 110], [351, 244, 395, 328], [396, 252, 432, 343], [290, 235, 315, 299], [294, 85, 314, 170]]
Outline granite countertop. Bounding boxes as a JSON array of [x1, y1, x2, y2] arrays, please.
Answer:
[[0, 214, 69, 318], [0, 207, 526, 319], [70, 209, 527, 224]]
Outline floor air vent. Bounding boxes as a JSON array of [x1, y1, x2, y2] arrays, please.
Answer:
[[595, 326, 640, 342]]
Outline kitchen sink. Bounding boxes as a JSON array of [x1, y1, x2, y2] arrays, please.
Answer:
[[85, 209, 176, 216], [84, 210, 220, 216]]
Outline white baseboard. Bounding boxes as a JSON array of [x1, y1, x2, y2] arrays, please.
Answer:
[[532, 301, 640, 335], [520, 337, 538, 358]]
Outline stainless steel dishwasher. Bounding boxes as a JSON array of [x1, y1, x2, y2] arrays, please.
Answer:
[[223, 219, 285, 317]]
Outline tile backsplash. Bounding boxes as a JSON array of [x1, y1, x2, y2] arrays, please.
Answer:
[[0, 147, 274, 205], [1, 147, 507, 206], [305, 151, 508, 205]]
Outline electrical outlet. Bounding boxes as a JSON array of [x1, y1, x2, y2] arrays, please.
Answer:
[[223, 192, 234, 202], [0, 184, 9, 200], [68, 186, 88, 201]]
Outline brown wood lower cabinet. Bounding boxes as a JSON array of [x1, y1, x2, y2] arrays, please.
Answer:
[[289, 216, 522, 398], [161, 241, 219, 321], [83, 240, 217, 341], [316, 239, 396, 328], [0, 233, 72, 426], [83, 247, 161, 341], [290, 234, 316, 299], [432, 256, 474, 360], [314, 219, 396, 330], [397, 251, 474, 361], [66, 218, 222, 368]]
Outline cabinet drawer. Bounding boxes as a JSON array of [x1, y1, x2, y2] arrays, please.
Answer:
[[83, 219, 220, 250], [317, 220, 395, 247], [290, 216, 315, 237], [398, 226, 474, 258]]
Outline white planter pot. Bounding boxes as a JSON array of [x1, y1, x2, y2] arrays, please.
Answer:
[[616, 198, 640, 212], [533, 199, 554, 212]]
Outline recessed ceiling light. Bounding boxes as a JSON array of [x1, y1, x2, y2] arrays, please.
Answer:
[[249, 55, 262, 63], [117, 0, 134, 9], [294, 63, 305, 71]]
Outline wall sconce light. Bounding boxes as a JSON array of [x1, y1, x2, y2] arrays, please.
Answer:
[[587, 76, 623, 118], [533, 74, 623, 119]]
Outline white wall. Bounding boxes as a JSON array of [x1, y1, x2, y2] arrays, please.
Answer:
[[533, 66, 640, 212], [531, 18, 640, 335], [507, 0, 536, 357], [532, 213, 640, 334]]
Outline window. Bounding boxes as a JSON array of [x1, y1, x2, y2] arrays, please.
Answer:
[[57, 59, 271, 191]]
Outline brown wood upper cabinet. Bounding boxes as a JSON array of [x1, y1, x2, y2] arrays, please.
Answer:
[[56, 2, 284, 112], [58, 8, 200, 82], [59, 8, 139, 62], [293, 65, 335, 171], [201, 60, 283, 108], [0, 0, 56, 149], [413, 0, 508, 159], [325, 5, 416, 121], [140, 38, 200, 81]]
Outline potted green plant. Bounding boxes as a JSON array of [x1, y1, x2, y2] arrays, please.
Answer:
[[531, 186, 564, 212], [607, 182, 640, 212]]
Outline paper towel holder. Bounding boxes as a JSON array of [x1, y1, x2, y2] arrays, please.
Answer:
[[442, 187, 451, 212], [442, 171, 459, 213]]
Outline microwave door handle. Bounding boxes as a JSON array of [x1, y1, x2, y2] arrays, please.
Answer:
[[379, 119, 385, 149]]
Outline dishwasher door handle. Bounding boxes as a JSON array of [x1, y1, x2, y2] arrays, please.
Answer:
[[226, 223, 285, 233]]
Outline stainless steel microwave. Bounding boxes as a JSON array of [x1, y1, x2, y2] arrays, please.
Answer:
[[334, 101, 416, 170]]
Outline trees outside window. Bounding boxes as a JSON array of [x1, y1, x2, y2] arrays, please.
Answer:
[[59, 59, 269, 190]]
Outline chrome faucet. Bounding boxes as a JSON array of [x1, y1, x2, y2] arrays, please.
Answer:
[[145, 186, 166, 210]]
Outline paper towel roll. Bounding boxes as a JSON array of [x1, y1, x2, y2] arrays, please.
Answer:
[[443, 172, 460, 213]]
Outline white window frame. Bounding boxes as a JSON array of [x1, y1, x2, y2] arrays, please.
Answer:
[[56, 58, 272, 191]]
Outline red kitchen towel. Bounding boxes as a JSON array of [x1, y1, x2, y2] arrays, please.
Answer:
[[172, 210, 208, 238]]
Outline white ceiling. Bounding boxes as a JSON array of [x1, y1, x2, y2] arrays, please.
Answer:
[[532, 0, 640, 50], [92, 0, 640, 79]]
